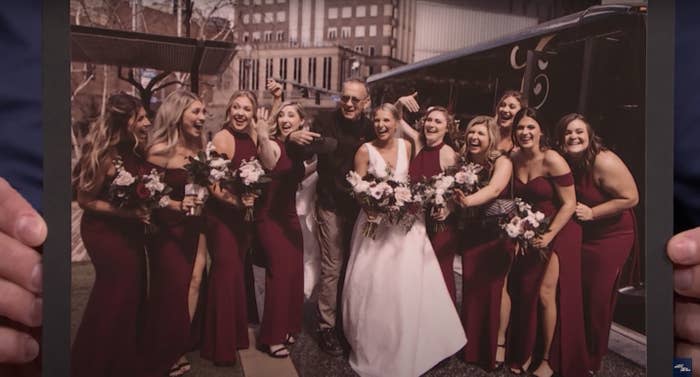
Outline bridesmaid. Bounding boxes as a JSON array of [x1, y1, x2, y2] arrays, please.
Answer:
[[452, 115, 514, 371], [72, 93, 151, 377], [395, 99, 459, 301], [507, 108, 588, 377], [494, 90, 524, 153], [141, 90, 208, 377], [554, 113, 639, 374], [201, 90, 260, 364], [254, 101, 307, 357]]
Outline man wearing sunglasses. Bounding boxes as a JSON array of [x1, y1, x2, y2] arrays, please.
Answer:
[[287, 78, 375, 356]]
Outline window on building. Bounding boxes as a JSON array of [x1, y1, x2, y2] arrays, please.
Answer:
[[277, 0, 286, 3], [279, 58, 288, 89], [265, 58, 273, 81], [383, 24, 391, 37], [370, 5, 378, 16], [265, 0, 274, 3], [277, 11, 286, 22], [384, 4, 393, 16], [369, 25, 377, 37], [253, 13, 262, 23], [355, 25, 365, 38], [327, 27, 337, 40], [323, 57, 332, 90], [264, 12, 273, 23], [328, 7, 338, 19], [293, 57, 302, 83], [264, 31, 273, 42], [276, 31, 285, 41], [253, 31, 261, 42], [382, 45, 390, 55], [342, 6, 352, 18], [254, 0, 262, 4], [252, 59, 260, 90], [356, 5, 366, 17], [308, 57, 317, 86], [341, 26, 351, 39], [243, 32, 250, 43], [243, 14, 250, 24], [368, 45, 375, 56], [354, 45, 364, 53], [243, 0, 250, 5]]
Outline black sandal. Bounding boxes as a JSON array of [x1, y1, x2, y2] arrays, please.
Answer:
[[259, 344, 290, 359], [492, 343, 506, 371], [284, 334, 296, 345]]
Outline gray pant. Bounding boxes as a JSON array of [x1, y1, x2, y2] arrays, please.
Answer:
[[315, 206, 356, 330]]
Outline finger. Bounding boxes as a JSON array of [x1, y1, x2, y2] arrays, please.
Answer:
[[0, 178, 47, 247], [674, 265, 700, 297], [669, 228, 700, 266], [305, 131, 321, 138], [0, 232, 42, 294], [0, 327, 39, 363], [0, 279, 41, 327], [675, 341, 700, 377], [410, 91, 418, 98], [676, 300, 700, 343]]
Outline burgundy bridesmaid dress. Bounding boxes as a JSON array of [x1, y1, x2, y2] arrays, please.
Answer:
[[255, 140, 305, 346], [507, 173, 589, 377], [575, 170, 637, 372], [407, 142, 457, 302], [140, 165, 204, 377], [72, 144, 147, 377], [459, 169, 513, 369], [200, 127, 256, 364]]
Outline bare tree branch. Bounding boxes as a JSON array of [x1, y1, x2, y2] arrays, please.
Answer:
[[71, 73, 95, 101], [152, 80, 185, 92]]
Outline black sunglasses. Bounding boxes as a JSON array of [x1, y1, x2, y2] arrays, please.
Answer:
[[340, 95, 366, 105]]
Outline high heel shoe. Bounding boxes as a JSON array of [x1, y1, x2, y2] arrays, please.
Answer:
[[492, 343, 506, 371]]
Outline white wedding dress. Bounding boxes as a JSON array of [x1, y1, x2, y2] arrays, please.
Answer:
[[342, 139, 466, 377]]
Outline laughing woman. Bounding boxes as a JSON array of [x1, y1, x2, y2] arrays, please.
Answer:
[[342, 103, 465, 377], [395, 100, 459, 301], [201, 90, 259, 365], [493, 90, 524, 153], [72, 93, 151, 377], [140, 90, 209, 377], [507, 108, 588, 377], [253, 102, 307, 358], [554, 113, 639, 374], [453, 115, 514, 372]]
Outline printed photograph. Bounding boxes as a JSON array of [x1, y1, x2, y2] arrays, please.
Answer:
[[68, 1, 647, 376]]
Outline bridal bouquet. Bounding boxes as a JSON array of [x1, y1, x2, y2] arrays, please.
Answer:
[[449, 161, 483, 196], [183, 142, 231, 215], [229, 157, 272, 222], [499, 198, 550, 256], [107, 156, 138, 208], [137, 169, 173, 210]]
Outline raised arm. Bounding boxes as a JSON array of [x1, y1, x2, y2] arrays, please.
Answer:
[[576, 150, 639, 221], [255, 107, 282, 171]]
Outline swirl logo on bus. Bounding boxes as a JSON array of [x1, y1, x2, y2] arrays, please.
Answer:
[[509, 35, 555, 110]]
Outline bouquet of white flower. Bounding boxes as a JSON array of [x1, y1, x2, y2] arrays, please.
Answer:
[[499, 197, 550, 256], [229, 157, 272, 221], [107, 156, 138, 208]]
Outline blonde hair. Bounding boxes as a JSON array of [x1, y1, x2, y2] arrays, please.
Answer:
[[462, 115, 503, 173], [146, 90, 202, 157], [73, 93, 142, 191], [224, 90, 259, 130], [270, 102, 306, 137]]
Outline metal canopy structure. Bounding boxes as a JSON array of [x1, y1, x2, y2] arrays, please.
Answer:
[[70, 24, 237, 93]]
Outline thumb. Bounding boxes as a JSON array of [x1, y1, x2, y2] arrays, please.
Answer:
[[411, 91, 418, 97]]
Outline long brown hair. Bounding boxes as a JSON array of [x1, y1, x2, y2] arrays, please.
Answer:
[[73, 93, 142, 192], [270, 102, 307, 137], [493, 90, 525, 117], [512, 107, 549, 151], [417, 106, 458, 150], [553, 113, 607, 173]]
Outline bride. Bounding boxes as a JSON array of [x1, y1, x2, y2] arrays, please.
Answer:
[[342, 103, 466, 377]]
